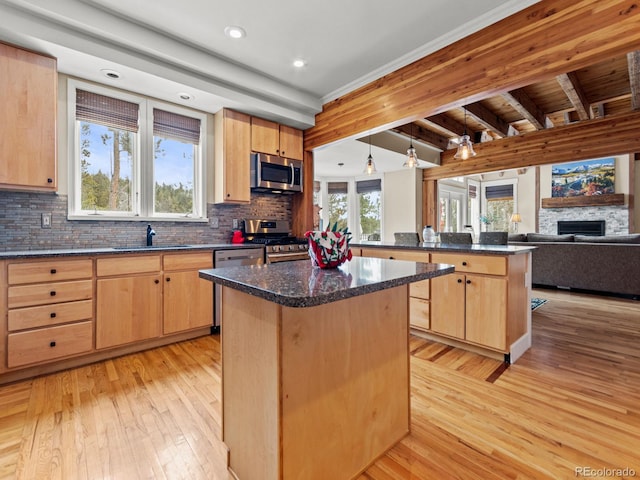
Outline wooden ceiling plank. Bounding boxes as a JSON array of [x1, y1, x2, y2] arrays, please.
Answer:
[[628, 50, 640, 110], [463, 102, 511, 138], [422, 113, 465, 138], [305, 0, 640, 150], [422, 109, 640, 180], [555, 72, 591, 120], [501, 89, 547, 130], [391, 123, 450, 151]]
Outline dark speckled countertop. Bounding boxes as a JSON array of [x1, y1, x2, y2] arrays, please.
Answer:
[[0, 243, 263, 260], [352, 241, 535, 255], [199, 256, 454, 308]]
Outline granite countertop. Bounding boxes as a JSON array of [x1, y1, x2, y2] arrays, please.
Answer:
[[0, 243, 263, 260], [199, 256, 454, 308], [352, 241, 535, 255]]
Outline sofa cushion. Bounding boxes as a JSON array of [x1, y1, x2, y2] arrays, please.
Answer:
[[575, 234, 640, 244], [508, 233, 527, 242], [527, 233, 575, 242]]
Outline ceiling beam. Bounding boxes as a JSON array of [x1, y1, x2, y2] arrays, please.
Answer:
[[391, 123, 450, 151], [464, 102, 511, 137], [556, 72, 591, 121], [305, 0, 640, 150], [422, 110, 640, 180], [421, 113, 465, 138], [501, 89, 547, 130], [628, 50, 640, 110]]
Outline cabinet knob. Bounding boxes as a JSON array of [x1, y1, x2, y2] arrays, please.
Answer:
[[462, 261, 468, 266], [281, 151, 285, 156], [154, 279, 160, 284], [47, 178, 53, 183], [389, 256, 395, 260], [50, 291, 56, 296], [457, 279, 462, 283], [50, 341, 56, 347], [466, 279, 471, 284], [50, 268, 57, 274], [50, 312, 56, 318], [166, 277, 171, 282]]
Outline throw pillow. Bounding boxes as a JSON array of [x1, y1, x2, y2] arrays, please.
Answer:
[[575, 234, 640, 244], [527, 233, 575, 242]]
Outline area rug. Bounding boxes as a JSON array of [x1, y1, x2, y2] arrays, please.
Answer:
[[531, 297, 548, 311]]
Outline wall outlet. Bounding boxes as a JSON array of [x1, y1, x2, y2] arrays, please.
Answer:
[[232, 219, 239, 229], [211, 217, 219, 228], [41, 212, 52, 228]]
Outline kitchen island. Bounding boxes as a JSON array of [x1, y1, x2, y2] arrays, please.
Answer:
[[199, 257, 454, 480]]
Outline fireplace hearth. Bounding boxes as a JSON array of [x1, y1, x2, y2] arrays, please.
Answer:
[[557, 220, 605, 236]]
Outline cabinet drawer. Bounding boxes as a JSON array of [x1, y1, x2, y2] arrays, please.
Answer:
[[97, 255, 161, 276], [8, 300, 93, 331], [163, 251, 213, 271], [409, 279, 430, 299], [8, 258, 93, 285], [410, 298, 430, 331], [7, 321, 93, 368], [361, 248, 429, 262], [431, 253, 506, 276], [8, 280, 93, 308]]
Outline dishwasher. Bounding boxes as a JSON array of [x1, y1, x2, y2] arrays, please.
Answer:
[[212, 247, 264, 332]]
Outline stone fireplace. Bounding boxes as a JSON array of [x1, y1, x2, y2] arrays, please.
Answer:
[[538, 205, 629, 235], [557, 220, 605, 236]]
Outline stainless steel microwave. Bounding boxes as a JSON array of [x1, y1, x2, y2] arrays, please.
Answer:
[[250, 153, 303, 193]]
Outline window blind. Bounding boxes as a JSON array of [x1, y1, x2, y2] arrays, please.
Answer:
[[76, 89, 139, 132], [485, 184, 514, 200], [153, 108, 201, 144], [356, 178, 381, 194], [328, 182, 348, 194]]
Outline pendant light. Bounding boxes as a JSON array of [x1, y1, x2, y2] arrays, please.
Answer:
[[363, 135, 377, 175], [454, 106, 477, 160], [403, 124, 418, 168]]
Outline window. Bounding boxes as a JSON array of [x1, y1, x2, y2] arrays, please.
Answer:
[[68, 80, 207, 221], [438, 184, 465, 232], [327, 181, 348, 231], [356, 179, 381, 241], [482, 181, 516, 231]]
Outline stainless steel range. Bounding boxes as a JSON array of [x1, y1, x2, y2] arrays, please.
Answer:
[[243, 219, 309, 263]]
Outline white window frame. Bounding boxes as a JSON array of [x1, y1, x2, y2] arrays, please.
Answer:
[[481, 178, 519, 221], [67, 79, 208, 222]]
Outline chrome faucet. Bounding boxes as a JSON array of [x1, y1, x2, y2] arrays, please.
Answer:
[[146, 224, 156, 246]]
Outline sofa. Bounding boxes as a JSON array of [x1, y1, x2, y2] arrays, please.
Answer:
[[508, 233, 640, 298]]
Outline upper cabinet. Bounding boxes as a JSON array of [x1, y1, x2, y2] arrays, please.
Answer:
[[0, 43, 57, 191], [214, 108, 251, 204], [251, 117, 303, 160]]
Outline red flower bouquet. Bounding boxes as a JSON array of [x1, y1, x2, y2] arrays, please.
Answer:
[[305, 225, 352, 269]]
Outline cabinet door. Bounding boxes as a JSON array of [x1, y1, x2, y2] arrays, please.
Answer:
[[0, 43, 57, 191], [96, 274, 161, 349], [279, 125, 303, 160], [465, 275, 507, 350], [163, 270, 213, 334], [251, 117, 279, 155], [430, 273, 465, 339], [215, 109, 250, 203]]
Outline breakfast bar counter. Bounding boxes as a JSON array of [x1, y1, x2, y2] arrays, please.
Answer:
[[200, 257, 453, 480]]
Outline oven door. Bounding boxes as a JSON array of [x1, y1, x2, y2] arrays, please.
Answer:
[[267, 251, 309, 263]]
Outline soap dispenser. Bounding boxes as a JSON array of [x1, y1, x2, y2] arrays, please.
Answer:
[[422, 225, 436, 243]]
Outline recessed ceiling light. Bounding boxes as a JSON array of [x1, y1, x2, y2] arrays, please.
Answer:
[[293, 59, 306, 68], [224, 26, 246, 39], [178, 92, 194, 101], [101, 69, 121, 79]]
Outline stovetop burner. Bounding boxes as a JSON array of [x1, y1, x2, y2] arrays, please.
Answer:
[[245, 235, 307, 246]]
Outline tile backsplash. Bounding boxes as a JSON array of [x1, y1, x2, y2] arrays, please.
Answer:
[[0, 191, 292, 251]]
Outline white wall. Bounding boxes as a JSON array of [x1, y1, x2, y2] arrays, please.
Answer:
[[383, 168, 422, 241]]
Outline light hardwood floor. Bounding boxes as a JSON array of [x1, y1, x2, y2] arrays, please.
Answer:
[[1, 288, 639, 479]]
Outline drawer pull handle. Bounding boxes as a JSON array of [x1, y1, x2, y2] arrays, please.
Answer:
[[50, 312, 57, 318], [50, 341, 56, 347], [50, 268, 57, 274], [462, 261, 467, 266], [50, 291, 56, 296]]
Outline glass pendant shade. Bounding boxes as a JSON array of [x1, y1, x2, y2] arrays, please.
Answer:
[[364, 154, 377, 174], [454, 134, 476, 160], [404, 143, 418, 168]]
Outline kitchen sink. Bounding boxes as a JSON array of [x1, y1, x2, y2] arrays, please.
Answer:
[[112, 245, 191, 250]]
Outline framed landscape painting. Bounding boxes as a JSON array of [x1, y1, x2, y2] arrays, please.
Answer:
[[551, 157, 615, 197]]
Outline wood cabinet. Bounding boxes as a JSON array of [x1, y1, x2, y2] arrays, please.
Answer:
[[431, 252, 512, 352], [96, 255, 162, 349], [162, 252, 213, 334], [0, 42, 57, 191], [6, 258, 93, 368], [251, 117, 303, 160], [359, 248, 431, 331], [214, 108, 251, 204]]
